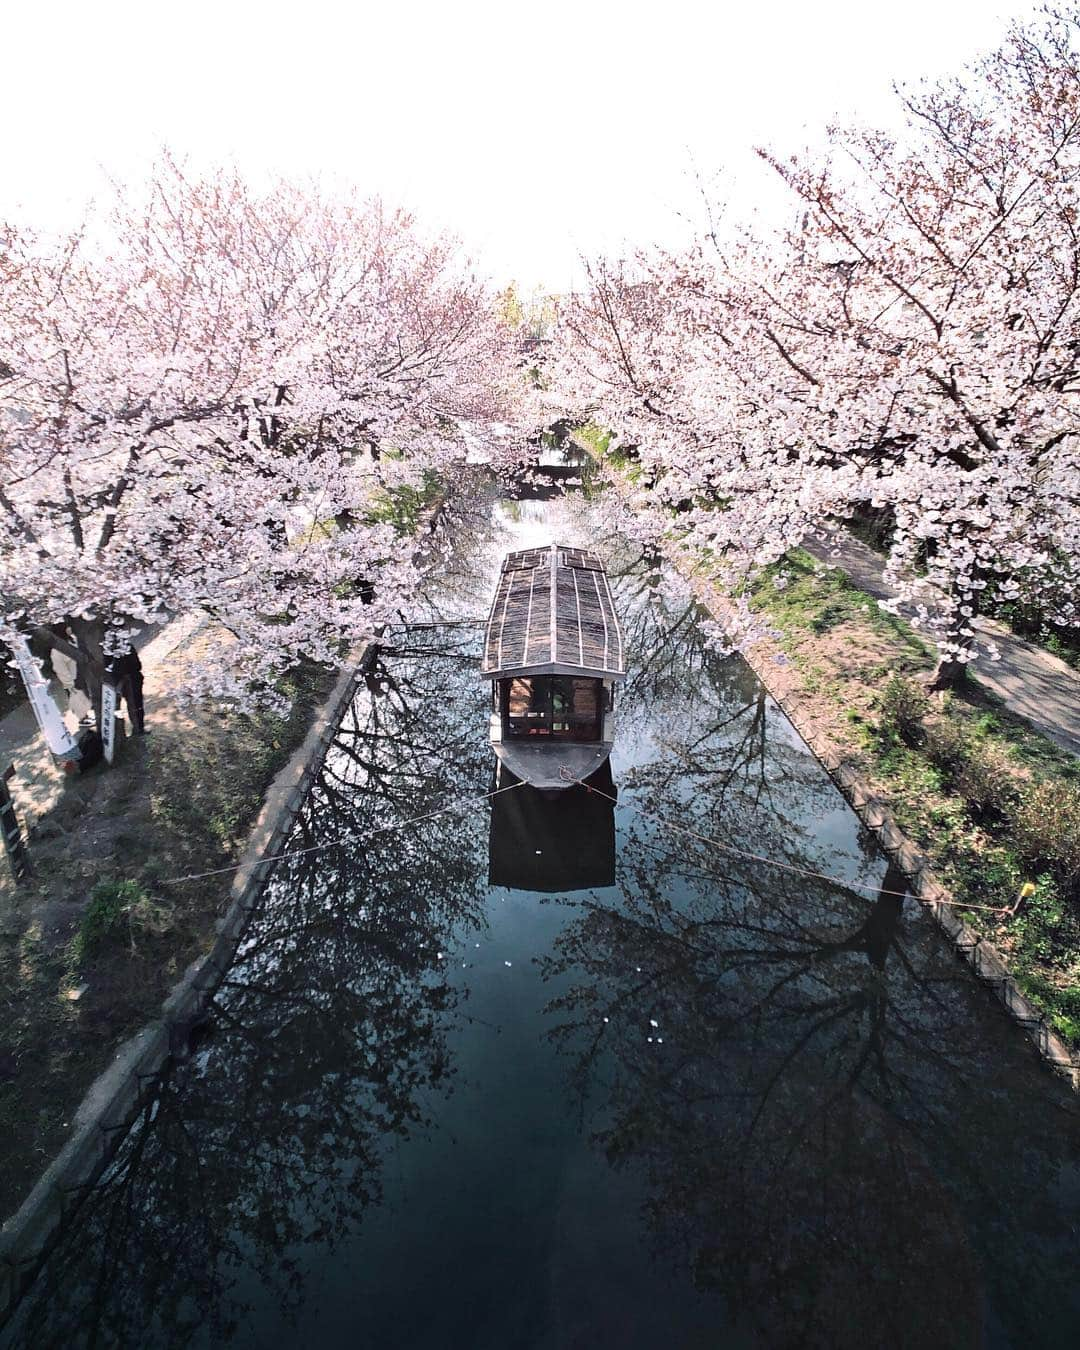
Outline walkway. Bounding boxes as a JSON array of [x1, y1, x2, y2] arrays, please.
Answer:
[[805, 532, 1080, 758]]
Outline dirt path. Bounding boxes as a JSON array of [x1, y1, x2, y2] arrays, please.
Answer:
[[805, 531, 1080, 758]]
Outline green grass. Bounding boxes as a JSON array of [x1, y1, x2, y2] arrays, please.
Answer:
[[571, 422, 612, 457], [750, 550, 932, 663], [572, 423, 648, 485], [1014, 971, 1080, 1044], [744, 547, 1080, 1046]]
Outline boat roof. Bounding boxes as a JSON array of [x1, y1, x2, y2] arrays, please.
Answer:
[[481, 544, 626, 681]]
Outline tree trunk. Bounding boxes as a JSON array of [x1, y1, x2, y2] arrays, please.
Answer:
[[927, 584, 976, 691], [927, 653, 970, 691]]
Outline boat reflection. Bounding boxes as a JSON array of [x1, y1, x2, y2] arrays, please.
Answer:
[[489, 762, 617, 892]]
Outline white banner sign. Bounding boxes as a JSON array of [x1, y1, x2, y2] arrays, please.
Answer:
[[101, 680, 118, 764], [9, 638, 80, 758]]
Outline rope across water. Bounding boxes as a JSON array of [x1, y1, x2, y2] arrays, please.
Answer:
[[157, 753, 1020, 920], [558, 766, 1025, 915], [160, 778, 527, 886]]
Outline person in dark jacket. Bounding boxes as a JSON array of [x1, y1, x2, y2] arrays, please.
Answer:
[[108, 649, 146, 733]]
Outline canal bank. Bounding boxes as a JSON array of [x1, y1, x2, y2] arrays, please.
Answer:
[[3, 484, 1079, 1350], [680, 553, 1078, 1086], [0, 654, 367, 1320], [0, 645, 342, 1226], [583, 441, 1080, 1072], [0, 477, 459, 1281]]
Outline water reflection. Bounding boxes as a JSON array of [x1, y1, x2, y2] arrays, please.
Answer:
[[543, 786, 1080, 1347], [488, 765, 617, 892], [3, 485, 1079, 1350], [4, 633, 492, 1348]]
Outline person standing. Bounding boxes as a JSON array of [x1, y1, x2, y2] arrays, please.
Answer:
[[108, 648, 146, 733]]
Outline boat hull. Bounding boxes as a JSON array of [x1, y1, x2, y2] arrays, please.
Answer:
[[492, 740, 613, 791]]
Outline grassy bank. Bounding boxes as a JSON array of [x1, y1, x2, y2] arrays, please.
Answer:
[[0, 659, 337, 1220], [747, 550, 1080, 1045]]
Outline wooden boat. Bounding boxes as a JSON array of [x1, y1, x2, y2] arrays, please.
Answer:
[[481, 544, 626, 790]]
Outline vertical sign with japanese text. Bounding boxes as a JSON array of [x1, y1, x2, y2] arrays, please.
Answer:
[[101, 680, 119, 764]]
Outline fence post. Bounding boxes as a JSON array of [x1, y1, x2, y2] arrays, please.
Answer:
[[1, 764, 31, 883]]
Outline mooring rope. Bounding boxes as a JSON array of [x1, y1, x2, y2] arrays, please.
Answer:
[[156, 750, 1024, 919], [558, 767, 1028, 916], [160, 778, 527, 886]]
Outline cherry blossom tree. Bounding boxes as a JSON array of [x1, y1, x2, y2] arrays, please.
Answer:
[[756, 5, 1080, 685], [547, 249, 852, 655], [0, 157, 528, 733], [551, 8, 1080, 686]]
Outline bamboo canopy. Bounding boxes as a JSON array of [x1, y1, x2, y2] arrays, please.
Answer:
[[481, 544, 626, 681]]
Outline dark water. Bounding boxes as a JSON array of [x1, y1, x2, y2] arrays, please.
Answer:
[[3, 487, 1079, 1350]]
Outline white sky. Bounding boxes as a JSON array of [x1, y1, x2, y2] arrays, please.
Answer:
[[3, 0, 1045, 291]]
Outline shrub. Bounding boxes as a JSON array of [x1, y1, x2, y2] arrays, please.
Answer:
[[877, 674, 929, 747], [1011, 781, 1080, 902], [71, 879, 160, 964], [924, 721, 1017, 821], [923, 715, 966, 769], [954, 747, 1018, 821]]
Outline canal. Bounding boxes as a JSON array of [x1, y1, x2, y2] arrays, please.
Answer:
[[3, 482, 1079, 1349]]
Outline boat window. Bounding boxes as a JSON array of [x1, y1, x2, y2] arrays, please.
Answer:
[[502, 676, 603, 741]]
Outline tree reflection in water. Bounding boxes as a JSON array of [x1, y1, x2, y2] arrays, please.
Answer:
[[543, 690, 1080, 1348], [5, 635, 492, 1350]]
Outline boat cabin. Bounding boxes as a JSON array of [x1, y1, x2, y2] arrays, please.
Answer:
[[481, 544, 626, 789]]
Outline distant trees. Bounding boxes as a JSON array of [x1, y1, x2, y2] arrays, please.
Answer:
[[0, 156, 529, 724], [551, 7, 1080, 686]]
